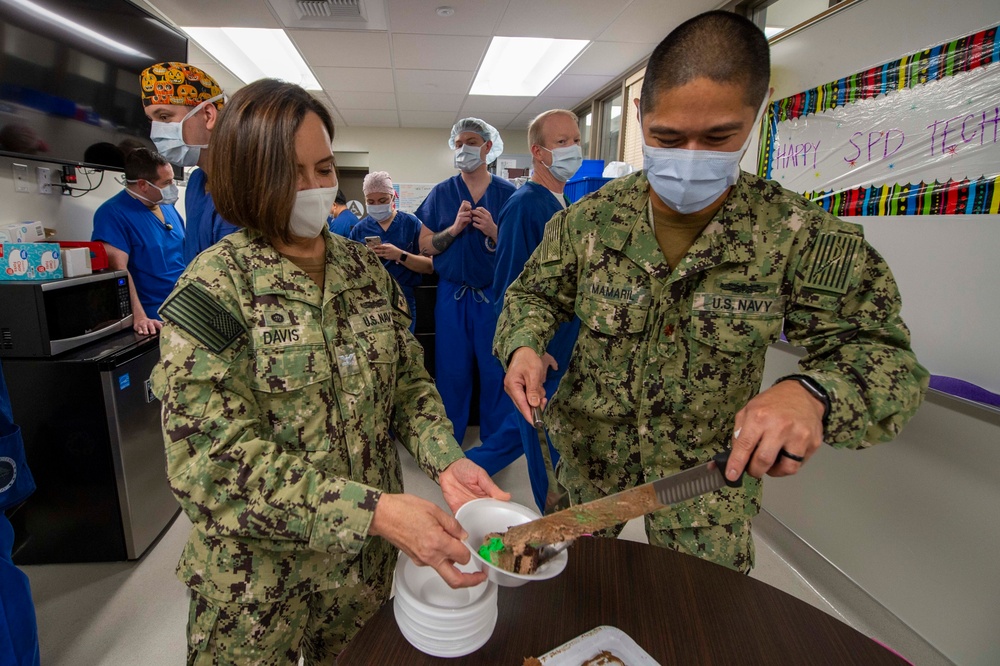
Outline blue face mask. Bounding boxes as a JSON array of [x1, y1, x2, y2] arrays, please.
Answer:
[[367, 203, 393, 222], [454, 144, 484, 173], [541, 144, 583, 182], [642, 99, 767, 214], [149, 94, 223, 167]]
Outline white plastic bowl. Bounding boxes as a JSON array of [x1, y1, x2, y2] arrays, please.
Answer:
[[454, 498, 569, 587], [391, 551, 498, 658]]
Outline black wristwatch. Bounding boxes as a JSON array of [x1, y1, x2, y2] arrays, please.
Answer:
[[399, 252, 408, 263], [775, 374, 830, 427]]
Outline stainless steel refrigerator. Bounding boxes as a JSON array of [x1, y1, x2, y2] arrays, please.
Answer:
[[2, 329, 178, 564]]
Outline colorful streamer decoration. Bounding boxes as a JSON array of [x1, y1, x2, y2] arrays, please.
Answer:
[[758, 25, 1000, 216]]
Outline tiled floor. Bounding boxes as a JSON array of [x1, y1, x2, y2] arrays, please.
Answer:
[[21, 429, 888, 665]]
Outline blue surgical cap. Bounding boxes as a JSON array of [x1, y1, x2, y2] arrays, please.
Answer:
[[449, 117, 504, 165]]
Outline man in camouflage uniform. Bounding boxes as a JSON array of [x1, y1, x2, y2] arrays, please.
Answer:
[[495, 11, 928, 573], [152, 80, 506, 664]]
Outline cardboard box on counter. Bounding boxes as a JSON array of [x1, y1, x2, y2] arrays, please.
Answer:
[[0, 222, 46, 244], [0, 243, 63, 280]]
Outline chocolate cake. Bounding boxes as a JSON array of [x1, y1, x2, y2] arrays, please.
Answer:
[[581, 651, 626, 665], [479, 533, 542, 574]]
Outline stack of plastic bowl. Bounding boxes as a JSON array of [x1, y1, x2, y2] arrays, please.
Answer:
[[392, 552, 498, 658], [455, 498, 569, 587]]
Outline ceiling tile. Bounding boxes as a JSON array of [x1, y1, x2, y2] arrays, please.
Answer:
[[327, 91, 397, 111], [520, 96, 586, 116], [387, 0, 507, 37], [391, 34, 488, 71], [338, 109, 400, 127], [399, 110, 460, 128], [564, 41, 654, 78], [543, 74, 614, 98], [496, 0, 626, 39], [396, 92, 466, 112], [290, 30, 391, 68], [460, 96, 534, 115], [472, 112, 520, 128], [506, 116, 533, 130], [314, 67, 395, 93], [598, 0, 716, 44], [395, 69, 473, 95], [145, 0, 280, 28]]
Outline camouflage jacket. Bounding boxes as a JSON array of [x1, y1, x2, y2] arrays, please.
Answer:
[[494, 171, 928, 529], [151, 229, 464, 603]]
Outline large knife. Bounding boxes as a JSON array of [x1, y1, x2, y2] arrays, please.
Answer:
[[532, 405, 570, 513], [502, 450, 744, 551]]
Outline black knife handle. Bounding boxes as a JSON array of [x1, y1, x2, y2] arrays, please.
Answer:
[[712, 449, 744, 488]]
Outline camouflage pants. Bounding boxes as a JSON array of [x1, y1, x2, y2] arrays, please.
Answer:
[[185, 577, 389, 665], [559, 462, 755, 574]]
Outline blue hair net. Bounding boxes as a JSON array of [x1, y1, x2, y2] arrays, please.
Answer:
[[449, 117, 504, 165]]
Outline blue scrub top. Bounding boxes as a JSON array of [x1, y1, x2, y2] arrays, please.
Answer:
[[328, 208, 361, 237], [183, 167, 238, 264], [92, 189, 186, 320], [493, 180, 580, 368], [348, 211, 424, 291], [415, 173, 515, 289]]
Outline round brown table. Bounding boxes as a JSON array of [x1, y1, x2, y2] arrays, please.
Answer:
[[337, 537, 908, 665]]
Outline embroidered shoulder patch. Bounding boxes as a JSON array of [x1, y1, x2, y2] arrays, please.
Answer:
[[802, 232, 861, 295], [538, 215, 562, 264], [390, 281, 410, 319], [159, 284, 246, 353]]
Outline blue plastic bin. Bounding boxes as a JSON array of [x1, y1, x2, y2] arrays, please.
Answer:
[[575, 159, 605, 178], [565, 176, 613, 203]]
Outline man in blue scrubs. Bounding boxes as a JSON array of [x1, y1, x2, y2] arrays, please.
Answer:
[[417, 118, 516, 449], [328, 189, 361, 237], [470, 109, 585, 511], [140, 62, 235, 263], [92, 148, 185, 335], [349, 171, 434, 332]]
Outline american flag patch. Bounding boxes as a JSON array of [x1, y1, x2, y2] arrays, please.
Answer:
[[539, 216, 562, 264], [802, 233, 861, 294]]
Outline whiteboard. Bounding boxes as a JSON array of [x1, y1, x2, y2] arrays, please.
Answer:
[[762, 0, 1000, 395]]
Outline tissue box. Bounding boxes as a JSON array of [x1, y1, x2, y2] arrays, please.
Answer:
[[0, 243, 63, 280], [61, 246, 92, 277], [1, 222, 46, 243]]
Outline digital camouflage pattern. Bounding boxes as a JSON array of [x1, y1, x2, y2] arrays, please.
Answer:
[[151, 229, 464, 646], [496, 170, 928, 546]]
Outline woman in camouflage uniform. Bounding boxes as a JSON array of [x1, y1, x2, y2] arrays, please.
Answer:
[[152, 79, 508, 665]]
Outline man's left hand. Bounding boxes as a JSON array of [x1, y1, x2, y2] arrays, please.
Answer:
[[470, 207, 497, 242], [439, 458, 511, 514], [373, 242, 402, 262], [725, 380, 825, 482]]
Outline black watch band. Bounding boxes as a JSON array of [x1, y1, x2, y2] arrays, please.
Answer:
[[399, 252, 407, 262], [775, 374, 830, 427]]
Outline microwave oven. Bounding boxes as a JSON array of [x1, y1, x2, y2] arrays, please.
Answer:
[[0, 270, 133, 357]]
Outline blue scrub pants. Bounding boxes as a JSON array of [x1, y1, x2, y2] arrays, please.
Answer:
[[1, 515, 40, 666], [402, 288, 417, 334], [434, 279, 514, 446]]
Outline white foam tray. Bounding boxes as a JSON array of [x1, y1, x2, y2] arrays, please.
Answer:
[[537, 625, 660, 665]]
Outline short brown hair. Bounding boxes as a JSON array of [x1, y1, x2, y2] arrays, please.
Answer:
[[124, 147, 170, 182], [209, 79, 335, 245], [528, 109, 578, 148]]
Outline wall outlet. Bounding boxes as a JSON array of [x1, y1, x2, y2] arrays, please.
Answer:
[[12, 163, 30, 193], [36, 166, 52, 194]]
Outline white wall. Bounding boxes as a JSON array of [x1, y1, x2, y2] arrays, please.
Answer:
[[767, 0, 1000, 394], [755, 1, 1000, 664], [0, 127, 529, 241]]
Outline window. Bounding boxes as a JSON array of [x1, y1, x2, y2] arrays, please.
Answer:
[[579, 111, 592, 159], [598, 90, 623, 162], [728, 0, 856, 41], [621, 71, 645, 172]]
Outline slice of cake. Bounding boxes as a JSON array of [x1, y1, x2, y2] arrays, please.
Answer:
[[479, 532, 542, 574]]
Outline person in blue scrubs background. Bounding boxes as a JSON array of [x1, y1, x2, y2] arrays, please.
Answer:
[[416, 118, 517, 451], [140, 62, 237, 263], [349, 171, 433, 332], [328, 189, 361, 237], [92, 148, 185, 335], [469, 109, 585, 511], [1, 362, 40, 666]]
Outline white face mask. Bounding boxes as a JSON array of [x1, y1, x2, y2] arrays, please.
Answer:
[[367, 202, 393, 222], [454, 144, 484, 173], [290, 186, 339, 238], [642, 99, 768, 214], [127, 179, 179, 206], [149, 94, 223, 167], [541, 144, 583, 182]]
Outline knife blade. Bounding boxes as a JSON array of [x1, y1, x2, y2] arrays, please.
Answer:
[[502, 449, 743, 551], [532, 405, 569, 513]]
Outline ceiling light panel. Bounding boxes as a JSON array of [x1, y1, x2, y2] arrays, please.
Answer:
[[183, 27, 321, 90], [470, 36, 588, 97]]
